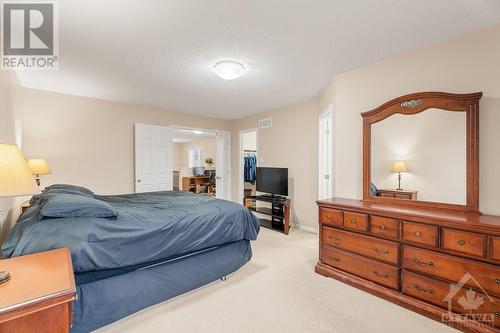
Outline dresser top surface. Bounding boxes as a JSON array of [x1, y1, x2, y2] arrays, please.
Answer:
[[317, 198, 500, 232], [0, 248, 76, 315]]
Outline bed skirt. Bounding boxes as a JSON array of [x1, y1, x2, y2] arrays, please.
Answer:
[[71, 240, 252, 333]]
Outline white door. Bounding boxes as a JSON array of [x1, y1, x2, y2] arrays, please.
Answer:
[[216, 131, 230, 200], [318, 106, 333, 199], [135, 123, 173, 193]]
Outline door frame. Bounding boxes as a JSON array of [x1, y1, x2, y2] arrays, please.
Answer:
[[169, 125, 231, 200], [318, 105, 334, 200], [239, 128, 258, 202]]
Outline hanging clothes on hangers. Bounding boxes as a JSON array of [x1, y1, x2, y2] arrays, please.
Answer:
[[243, 154, 257, 185]]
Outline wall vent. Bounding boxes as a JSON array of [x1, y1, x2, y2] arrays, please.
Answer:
[[259, 118, 272, 129]]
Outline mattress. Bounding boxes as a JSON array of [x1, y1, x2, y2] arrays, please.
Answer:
[[2, 190, 260, 273], [71, 240, 252, 333]]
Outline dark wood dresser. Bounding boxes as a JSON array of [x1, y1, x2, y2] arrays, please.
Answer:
[[316, 92, 500, 332], [316, 199, 500, 332]]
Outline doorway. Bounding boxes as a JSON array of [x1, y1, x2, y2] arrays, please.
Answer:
[[239, 128, 258, 203], [318, 105, 333, 200], [134, 124, 231, 200]]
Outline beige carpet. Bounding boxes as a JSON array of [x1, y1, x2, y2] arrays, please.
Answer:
[[96, 228, 458, 333]]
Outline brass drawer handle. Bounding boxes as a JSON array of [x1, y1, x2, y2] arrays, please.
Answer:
[[350, 219, 357, 224], [414, 231, 422, 238], [378, 224, 387, 230], [412, 257, 434, 266], [326, 256, 340, 262], [325, 214, 332, 220], [373, 247, 390, 255], [373, 271, 389, 279], [457, 240, 466, 245], [411, 283, 433, 294], [327, 235, 341, 241], [495, 311, 500, 317], [495, 278, 500, 285]]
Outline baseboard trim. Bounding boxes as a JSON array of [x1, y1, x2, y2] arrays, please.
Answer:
[[294, 224, 318, 234]]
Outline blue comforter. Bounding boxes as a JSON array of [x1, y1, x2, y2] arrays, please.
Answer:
[[1, 191, 260, 273]]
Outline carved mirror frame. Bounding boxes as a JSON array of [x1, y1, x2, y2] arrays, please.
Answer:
[[362, 92, 482, 212]]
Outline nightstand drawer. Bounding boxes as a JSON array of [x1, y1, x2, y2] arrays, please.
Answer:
[[320, 207, 342, 227], [343, 211, 368, 231], [441, 229, 486, 257], [370, 216, 399, 239], [402, 222, 438, 247], [322, 247, 399, 290]]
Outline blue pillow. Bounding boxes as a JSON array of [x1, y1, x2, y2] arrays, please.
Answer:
[[42, 184, 94, 198], [40, 194, 117, 219]]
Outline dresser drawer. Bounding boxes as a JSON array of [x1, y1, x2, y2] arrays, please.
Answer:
[[402, 222, 438, 247], [322, 227, 399, 265], [370, 216, 399, 239], [343, 211, 369, 231], [403, 246, 500, 298], [320, 208, 342, 227], [321, 247, 399, 289], [441, 229, 486, 258], [490, 237, 500, 261], [402, 270, 500, 328]]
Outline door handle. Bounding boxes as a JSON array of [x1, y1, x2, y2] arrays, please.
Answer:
[[216, 177, 222, 180], [137, 180, 142, 183]]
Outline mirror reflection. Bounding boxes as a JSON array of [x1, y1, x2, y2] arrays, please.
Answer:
[[370, 108, 466, 205]]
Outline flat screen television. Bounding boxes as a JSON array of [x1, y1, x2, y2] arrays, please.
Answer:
[[256, 167, 288, 196]]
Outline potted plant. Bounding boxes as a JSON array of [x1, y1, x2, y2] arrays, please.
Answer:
[[205, 157, 214, 169]]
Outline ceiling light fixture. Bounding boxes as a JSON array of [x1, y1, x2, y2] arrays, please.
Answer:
[[193, 130, 203, 135], [213, 60, 246, 80]]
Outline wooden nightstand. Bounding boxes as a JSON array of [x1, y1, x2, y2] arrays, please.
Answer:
[[378, 188, 418, 200], [0, 248, 76, 333]]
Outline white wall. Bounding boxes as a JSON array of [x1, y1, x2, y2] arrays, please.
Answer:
[[320, 24, 500, 215], [371, 110, 466, 204], [0, 71, 23, 243]]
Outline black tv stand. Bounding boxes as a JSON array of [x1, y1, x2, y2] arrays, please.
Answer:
[[243, 195, 290, 235]]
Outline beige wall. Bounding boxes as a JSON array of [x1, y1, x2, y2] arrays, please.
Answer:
[[21, 88, 231, 195], [320, 24, 500, 215], [231, 99, 320, 230], [175, 138, 216, 170], [0, 71, 23, 242]]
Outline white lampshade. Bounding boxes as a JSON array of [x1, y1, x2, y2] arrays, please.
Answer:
[[27, 159, 51, 175], [0, 144, 40, 198]]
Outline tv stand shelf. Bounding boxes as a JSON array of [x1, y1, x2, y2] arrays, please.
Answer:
[[244, 195, 290, 235]]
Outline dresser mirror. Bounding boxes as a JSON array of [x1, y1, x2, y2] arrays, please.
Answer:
[[362, 92, 482, 212]]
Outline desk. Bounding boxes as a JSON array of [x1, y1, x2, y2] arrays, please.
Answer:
[[182, 176, 210, 193]]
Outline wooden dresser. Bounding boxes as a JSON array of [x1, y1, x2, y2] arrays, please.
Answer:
[[316, 199, 500, 332], [378, 188, 418, 200], [0, 248, 76, 333]]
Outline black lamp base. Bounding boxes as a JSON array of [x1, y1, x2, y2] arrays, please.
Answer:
[[0, 271, 10, 284]]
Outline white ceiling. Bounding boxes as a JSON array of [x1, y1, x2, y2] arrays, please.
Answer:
[[17, 0, 500, 119], [172, 128, 215, 144]]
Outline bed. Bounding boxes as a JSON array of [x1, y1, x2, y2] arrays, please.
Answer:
[[1, 185, 260, 332]]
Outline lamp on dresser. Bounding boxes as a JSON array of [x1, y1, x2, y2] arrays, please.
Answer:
[[27, 158, 51, 186], [391, 161, 408, 190], [0, 143, 40, 285]]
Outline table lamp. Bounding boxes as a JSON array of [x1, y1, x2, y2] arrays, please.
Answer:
[[391, 161, 408, 190], [27, 159, 51, 186], [0, 144, 39, 285]]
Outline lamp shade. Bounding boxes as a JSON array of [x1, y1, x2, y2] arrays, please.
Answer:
[[27, 159, 51, 175], [391, 161, 408, 173], [0, 144, 40, 198]]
